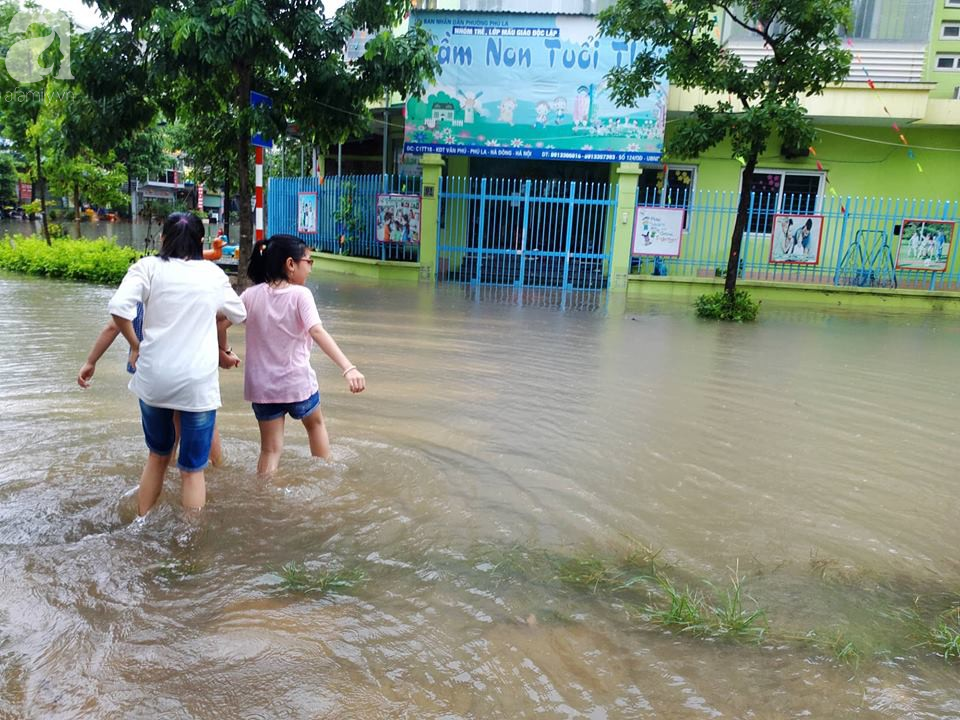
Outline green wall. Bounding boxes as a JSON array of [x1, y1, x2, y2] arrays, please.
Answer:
[[677, 125, 960, 201]]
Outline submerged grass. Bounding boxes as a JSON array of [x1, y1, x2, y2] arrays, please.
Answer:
[[274, 562, 367, 596], [923, 607, 960, 661]]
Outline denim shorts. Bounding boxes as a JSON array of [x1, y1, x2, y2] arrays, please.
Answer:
[[251, 391, 320, 422], [139, 401, 216, 472]]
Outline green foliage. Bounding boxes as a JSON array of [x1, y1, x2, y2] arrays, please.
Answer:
[[274, 561, 367, 596], [694, 290, 760, 322], [333, 181, 365, 256], [0, 235, 141, 284], [924, 608, 960, 661], [642, 570, 766, 642]]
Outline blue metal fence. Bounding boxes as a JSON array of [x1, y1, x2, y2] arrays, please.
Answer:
[[437, 176, 617, 290], [268, 174, 421, 262], [631, 190, 960, 291]]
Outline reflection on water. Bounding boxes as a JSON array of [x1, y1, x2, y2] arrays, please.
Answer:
[[2, 270, 960, 718]]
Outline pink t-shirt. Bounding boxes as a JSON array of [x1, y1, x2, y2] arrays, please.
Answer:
[[241, 283, 322, 403]]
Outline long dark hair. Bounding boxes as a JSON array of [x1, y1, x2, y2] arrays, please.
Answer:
[[247, 234, 310, 284], [158, 212, 205, 261]]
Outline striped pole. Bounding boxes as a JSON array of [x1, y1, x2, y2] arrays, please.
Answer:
[[255, 146, 264, 241]]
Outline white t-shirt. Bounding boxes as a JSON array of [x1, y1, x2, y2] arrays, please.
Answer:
[[108, 256, 247, 411]]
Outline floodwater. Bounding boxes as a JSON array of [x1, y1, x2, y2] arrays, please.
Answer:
[[2, 270, 960, 719]]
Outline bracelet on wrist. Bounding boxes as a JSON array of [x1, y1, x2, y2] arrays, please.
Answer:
[[342, 365, 357, 376], [220, 346, 232, 354]]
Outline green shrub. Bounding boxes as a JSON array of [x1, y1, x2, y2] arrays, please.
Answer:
[[695, 289, 760, 322], [0, 234, 142, 284]]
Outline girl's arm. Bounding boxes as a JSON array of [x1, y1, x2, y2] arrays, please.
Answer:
[[77, 320, 121, 388], [217, 314, 240, 368], [308, 323, 365, 394], [112, 315, 140, 371]]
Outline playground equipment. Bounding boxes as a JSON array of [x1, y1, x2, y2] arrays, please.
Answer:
[[834, 229, 897, 289], [202, 236, 227, 260]]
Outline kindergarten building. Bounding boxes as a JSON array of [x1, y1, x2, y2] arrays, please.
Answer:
[[270, 0, 960, 299]]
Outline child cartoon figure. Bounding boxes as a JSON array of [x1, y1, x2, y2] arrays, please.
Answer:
[[534, 100, 549, 128], [551, 96, 567, 125], [498, 96, 517, 125], [573, 86, 591, 128], [223, 234, 365, 475]]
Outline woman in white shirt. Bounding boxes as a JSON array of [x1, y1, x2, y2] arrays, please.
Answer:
[[108, 213, 247, 515]]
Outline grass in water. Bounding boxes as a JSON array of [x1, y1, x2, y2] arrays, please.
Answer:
[[924, 607, 960, 661], [643, 573, 708, 634], [704, 566, 767, 642], [275, 562, 366, 596], [155, 557, 204, 582]]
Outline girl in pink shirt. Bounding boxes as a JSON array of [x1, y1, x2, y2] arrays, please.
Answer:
[[232, 234, 365, 475]]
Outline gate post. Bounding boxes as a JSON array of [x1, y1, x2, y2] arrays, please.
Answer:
[[610, 162, 642, 290], [419, 154, 444, 283]]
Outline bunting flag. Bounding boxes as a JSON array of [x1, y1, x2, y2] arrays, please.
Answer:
[[846, 37, 920, 170]]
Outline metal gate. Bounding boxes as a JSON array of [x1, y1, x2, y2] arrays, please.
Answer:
[[437, 176, 617, 290]]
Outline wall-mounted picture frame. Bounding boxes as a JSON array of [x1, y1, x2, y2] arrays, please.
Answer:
[[376, 193, 421, 243], [895, 218, 955, 272], [769, 214, 824, 265], [297, 192, 318, 234], [632, 206, 685, 257]]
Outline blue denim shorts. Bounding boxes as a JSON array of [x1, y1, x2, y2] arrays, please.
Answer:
[[251, 391, 320, 422], [139, 401, 216, 472]]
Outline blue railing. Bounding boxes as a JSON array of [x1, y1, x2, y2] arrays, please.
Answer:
[[631, 190, 960, 292], [268, 174, 421, 262], [438, 176, 617, 290]]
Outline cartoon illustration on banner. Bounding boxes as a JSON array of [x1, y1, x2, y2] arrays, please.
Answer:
[[404, 12, 667, 164], [376, 194, 421, 243], [632, 207, 684, 257]]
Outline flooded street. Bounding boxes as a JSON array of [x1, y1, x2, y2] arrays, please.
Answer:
[[2, 269, 960, 718]]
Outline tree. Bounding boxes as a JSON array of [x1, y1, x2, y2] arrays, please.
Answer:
[[598, 0, 852, 298], [94, 0, 437, 285]]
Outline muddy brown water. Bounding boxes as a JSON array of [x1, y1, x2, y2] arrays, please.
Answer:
[[2, 269, 960, 718]]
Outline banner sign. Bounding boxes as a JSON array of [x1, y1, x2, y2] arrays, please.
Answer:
[[404, 11, 666, 164], [376, 194, 421, 243]]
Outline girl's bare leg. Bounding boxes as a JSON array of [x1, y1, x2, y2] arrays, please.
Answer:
[[302, 408, 331, 461], [208, 424, 224, 467], [180, 470, 206, 511], [138, 452, 171, 516], [257, 417, 286, 476]]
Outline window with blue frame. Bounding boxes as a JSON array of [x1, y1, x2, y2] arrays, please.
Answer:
[[746, 170, 823, 235]]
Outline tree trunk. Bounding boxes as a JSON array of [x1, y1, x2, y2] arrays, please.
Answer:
[[235, 67, 253, 290], [35, 143, 50, 245], [222, 161, 230, 231], [723, 157, 757, 296], [73, 181, 80, 221]]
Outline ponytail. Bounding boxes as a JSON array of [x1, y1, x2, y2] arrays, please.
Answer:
[[246, 234, 309, 285]]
